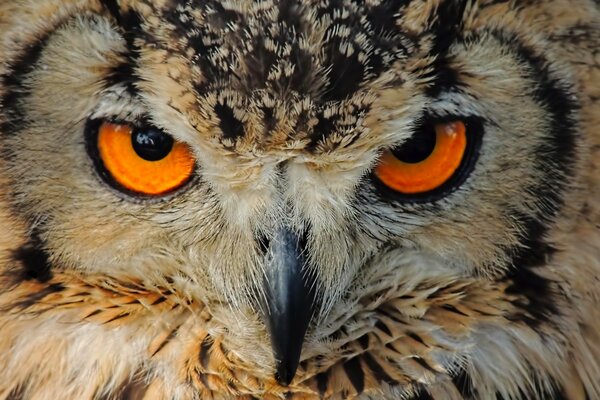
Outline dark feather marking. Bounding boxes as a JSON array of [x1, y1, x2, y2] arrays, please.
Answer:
[[366, 0, 411, 36], [441, 304, 469, 317], [424, 0, 468, 96], [342, 356, 365, 394], [0, 32, 51, 136], [452, 368, 476, 399], [406, 332, 427, 346], [199, 335, 213, 368], [116, 377, 149, 400], [485, 28, 579, 328], [377, 307, 402, 323], [362, 353, 399, 387], [104, 61, 138, 94], [117, 280, 145, 292], [99, 0, 120, 22], [14, 283, 65, 311], [164, 3, 229, 88], [6, 385, 25, 400], [308, 113, 337, 150], [409, 384, 434, 400], [12, 234, 52, 283], [412, 356, 437, 373], [151, 296, 167, 306], [358, 334, 370, 350], [322, 51, 364, 102], [430, 0, 468, 55], [375, 320, 392, 337], [104, 312, 131, 324], [152, 324, 182, 357], [100, 1, 142, 94], [95, 373, 149, 400], [316, 369, 329, 396], [83, 309, 103, 319], [198, 372, 211, 390], [214, 103, 245, 140]]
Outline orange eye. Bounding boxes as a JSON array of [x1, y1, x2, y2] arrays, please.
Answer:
[[96, 122, 195, 196], [375, 121, 468, 195]]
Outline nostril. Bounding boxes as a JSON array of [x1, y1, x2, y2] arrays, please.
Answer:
[[256, 228, 308, 257]]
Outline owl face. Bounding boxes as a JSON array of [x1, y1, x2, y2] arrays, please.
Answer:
[[0, 0, 594, 394]]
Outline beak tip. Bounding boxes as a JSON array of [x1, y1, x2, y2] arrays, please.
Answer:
[[269, 320, 306, 387], [275, 363, 297, 387]]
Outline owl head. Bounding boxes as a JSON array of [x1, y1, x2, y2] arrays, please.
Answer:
[[1, 0, 599, 397]]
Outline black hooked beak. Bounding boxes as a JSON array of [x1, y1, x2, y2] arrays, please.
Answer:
[[262, 227, 316, 386]]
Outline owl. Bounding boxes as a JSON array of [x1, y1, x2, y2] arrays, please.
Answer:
[[0, 0, 599, 399]]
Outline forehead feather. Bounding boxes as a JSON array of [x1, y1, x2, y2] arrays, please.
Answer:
[[107, 0, 458, 151]]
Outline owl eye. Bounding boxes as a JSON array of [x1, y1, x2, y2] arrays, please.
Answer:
[[374, 119, 479, 199], [92, 121, 195, 196]]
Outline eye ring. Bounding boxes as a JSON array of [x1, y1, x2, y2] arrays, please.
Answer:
[[373, 117, 482, 202], [86, 119, 196, 198]]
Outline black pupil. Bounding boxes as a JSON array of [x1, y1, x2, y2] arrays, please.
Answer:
[[391, 124, 437, 163], [131, 127, 174, 162]]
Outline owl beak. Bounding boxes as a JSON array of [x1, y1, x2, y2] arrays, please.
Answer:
[[262, 227, 316, 386]]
